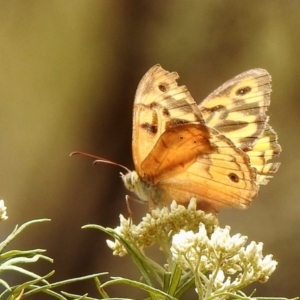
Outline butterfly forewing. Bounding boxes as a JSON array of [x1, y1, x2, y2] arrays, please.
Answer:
[[133, 65, 205, 176]]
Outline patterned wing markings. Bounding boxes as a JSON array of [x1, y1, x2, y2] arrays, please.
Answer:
[[155, 140, 258, 212], [133, 64, 205, 175], [199, 69, 271, 150], [246, 124, 281, 184], [121, 65, 280, 213], [199, 68, 281, 187]]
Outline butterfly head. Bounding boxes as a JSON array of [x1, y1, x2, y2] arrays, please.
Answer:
[[121, 171, 151, 204], [121, 171, 137, 192]]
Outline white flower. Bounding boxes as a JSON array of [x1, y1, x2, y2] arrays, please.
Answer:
[[210, 226, 248, 255], [106, 199, 218, 257], [171, 224, 211, 271], [0, 200, 8, 220], [170, 220, 277, 294], [105, 198, 278, 298], [106, 238, 128, 257], [235, 241, 278, 286]]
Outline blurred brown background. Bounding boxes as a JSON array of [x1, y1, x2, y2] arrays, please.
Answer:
[[0, 1, 299, 299]]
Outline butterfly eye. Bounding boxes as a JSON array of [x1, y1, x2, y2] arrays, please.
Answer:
[[236, 86, 251, 96], [158, 83, 168, 92], [228, 172, 239, 183]]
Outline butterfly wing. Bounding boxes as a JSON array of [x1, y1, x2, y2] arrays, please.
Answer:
[[156, 132, 258, 212], [132, 65, 258, 212], [132, 64, 205, 175], [199, 69, 281, 185]]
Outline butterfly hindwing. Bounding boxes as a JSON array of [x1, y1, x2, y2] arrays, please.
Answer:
[[154, 131, 258, 212], [199, 69, 271, 149], [199, 69, 281, 187]]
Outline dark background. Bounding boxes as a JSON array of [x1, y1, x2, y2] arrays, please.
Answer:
[[0, 1, 299, 298]]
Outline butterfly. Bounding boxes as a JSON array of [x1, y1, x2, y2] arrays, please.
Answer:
[[121, 64, 281, 213]]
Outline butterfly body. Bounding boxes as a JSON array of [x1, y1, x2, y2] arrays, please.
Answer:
[[122, 65, 281, 213]]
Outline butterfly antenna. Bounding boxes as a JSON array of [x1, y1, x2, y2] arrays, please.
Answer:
[[70, 151, 131, 173]]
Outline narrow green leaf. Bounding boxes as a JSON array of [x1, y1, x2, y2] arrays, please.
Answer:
[[101, 276, 177, 300], [0, 278, 11, 290], [167, 263, 182, 296], [174, 276, 195, 299], [94, 277, 109, 299], [0, 249, 47, 260], [163, 272, 171, 292], [83, 225, 163, 287], [0, 219, 51, 253], [1, 254, 52, 267], [24, 272, 107, 297]]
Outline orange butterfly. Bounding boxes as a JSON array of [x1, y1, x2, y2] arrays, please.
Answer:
[[121, 65, 281, 213]]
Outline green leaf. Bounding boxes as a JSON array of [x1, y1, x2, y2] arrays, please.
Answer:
[[174, 275, 195, 299], [166, 263, 182, 296], [101, 276, 177, 300], [0, 219, 51, 253], [25, 272, 107, 297], [83, 225, 164, 287], [0, 249, 47, 260]]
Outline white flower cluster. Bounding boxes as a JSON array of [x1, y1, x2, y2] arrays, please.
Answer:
[[106, 198, 278, 296], [106, 199, 218, 257], [171, 225, 277, 295], [0, 200, 8, 221]]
